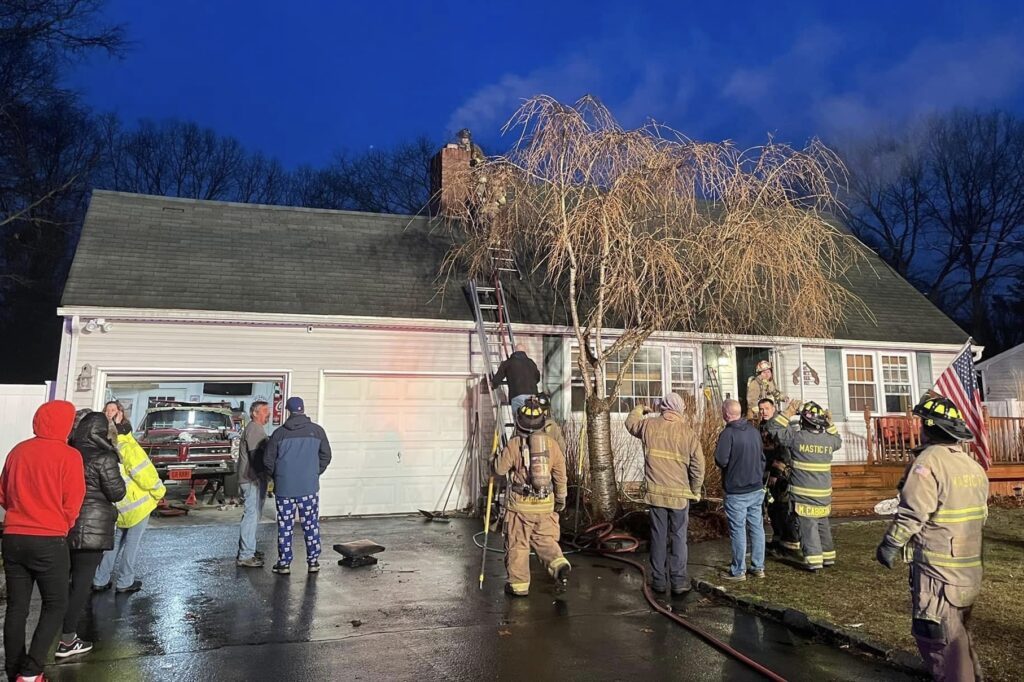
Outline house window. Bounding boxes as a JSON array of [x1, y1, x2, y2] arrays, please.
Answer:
[[842, 351, 916, 415], [845, 353, 877, 412], [570, 345, 664, 413], [881, 355, 913, 413], [670, 349, 696, 396]]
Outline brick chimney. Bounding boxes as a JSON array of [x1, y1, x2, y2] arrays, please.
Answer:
[[429, 143, 471, 216]]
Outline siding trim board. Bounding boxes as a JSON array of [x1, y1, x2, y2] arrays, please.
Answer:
[[59, 305, 967, 354]]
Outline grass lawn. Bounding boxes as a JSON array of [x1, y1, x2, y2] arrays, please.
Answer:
[[723, 507, 1024, 682]]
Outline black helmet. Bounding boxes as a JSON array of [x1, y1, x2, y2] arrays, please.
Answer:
[[515, 398, 546, 433], [536, 392, 552, 414], [799, 401, 829, 430], [913, 396, 974, 442]]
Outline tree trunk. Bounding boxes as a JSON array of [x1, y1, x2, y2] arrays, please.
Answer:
[[585, 396, 619, 522]]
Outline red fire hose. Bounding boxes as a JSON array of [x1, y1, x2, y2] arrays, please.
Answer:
[[573, 523, 788, 682]]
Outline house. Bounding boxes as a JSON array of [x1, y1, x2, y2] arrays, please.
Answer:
[[978, 343, 1024, 405], [57, 155, 1002, 516]]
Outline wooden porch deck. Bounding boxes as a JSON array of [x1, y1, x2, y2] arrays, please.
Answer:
[[832, 410, 1024, 515]]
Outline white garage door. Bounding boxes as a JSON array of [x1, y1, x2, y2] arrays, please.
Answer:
[[319, 374, 470, 516]]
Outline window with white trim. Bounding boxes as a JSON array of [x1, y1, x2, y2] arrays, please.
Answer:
[[845, 353, 877, 412], [570, 345, 664, 413], [670, 349, 697, 397], [842, 351, 915, 415], [881, 354, 913, 413]]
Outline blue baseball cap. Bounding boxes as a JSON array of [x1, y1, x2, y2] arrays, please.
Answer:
[[285, 396, 304, 413]]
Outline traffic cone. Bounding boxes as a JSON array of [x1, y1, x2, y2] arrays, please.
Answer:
[[185, 486, 198, 507]]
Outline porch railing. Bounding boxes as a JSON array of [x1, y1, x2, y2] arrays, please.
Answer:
[[864, 407, 1024, 466]]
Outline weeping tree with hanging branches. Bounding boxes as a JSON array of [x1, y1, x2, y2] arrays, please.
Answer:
[[440, 95, 866, 522]]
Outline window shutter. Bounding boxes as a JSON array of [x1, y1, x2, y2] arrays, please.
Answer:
[[543, 335, 565, 418], [916, 351, 932, 398], [825, 348, 846, 422]]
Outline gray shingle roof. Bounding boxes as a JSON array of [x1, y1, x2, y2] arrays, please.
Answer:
[[62, 191, 967, 345]]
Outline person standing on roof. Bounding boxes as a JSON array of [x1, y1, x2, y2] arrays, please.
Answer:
[[492, 345, 541, 415], [875, 396, 988, 681], [625, 393, 705, 597], [263, 397, 332, 576], [0, 400, 85, 682]]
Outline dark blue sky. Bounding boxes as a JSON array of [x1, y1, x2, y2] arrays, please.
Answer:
[[71, 0, 1024, 168]]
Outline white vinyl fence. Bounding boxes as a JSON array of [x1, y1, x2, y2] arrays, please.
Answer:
[[0, 384, 51, 521]]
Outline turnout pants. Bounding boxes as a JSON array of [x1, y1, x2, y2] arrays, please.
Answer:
[[504, 510, 569, 595], [276, 494, 322, 565], [795, 508, 834, 569], [649, 505, 690, 590], [911, 567, 983, 682], [2, 535, 70, 680], [766, 481, 799, 547]]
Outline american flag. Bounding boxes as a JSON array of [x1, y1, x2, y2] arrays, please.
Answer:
[[935, 342, 991, 469]]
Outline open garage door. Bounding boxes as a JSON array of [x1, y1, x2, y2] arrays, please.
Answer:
[[319, 374, 471, 516]]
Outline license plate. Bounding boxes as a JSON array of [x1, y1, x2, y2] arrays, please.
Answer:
[[169, 469, 192, 480]]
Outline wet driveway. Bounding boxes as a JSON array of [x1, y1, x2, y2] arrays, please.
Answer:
[[3, 517, 918, 681]]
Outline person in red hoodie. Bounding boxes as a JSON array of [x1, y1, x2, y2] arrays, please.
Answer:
[[0, 400, 86, 682]]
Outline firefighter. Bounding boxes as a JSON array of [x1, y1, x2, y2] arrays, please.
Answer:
[[766, 400, 841, 571], [759, 398, 799, 553], [875, 396, 987, 681], [625, 392, 705, 595], [535, 392, 567, 453], [746, 360, 785, 418], [493, 398, 570, 597]]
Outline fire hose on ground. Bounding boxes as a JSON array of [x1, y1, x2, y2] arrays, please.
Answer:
[[475, 519, 788, 682]]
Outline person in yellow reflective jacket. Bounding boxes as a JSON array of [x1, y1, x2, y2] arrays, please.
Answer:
[[876, 396, 988, 681], [92, 421, 165, 594]]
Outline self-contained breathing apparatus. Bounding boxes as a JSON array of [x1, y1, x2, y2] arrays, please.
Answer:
[[510, 399, 553, 500]]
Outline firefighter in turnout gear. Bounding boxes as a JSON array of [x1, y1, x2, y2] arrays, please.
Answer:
[[493, 398, 570, 597], [746, 360, 785, 419], [759, 399, 799, 552], [536, 393, 567, 453], [766, 400, 842, 571], [875, 396, 987, 681]]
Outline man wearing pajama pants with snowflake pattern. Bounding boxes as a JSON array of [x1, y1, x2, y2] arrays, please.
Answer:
[[263, 396, 332, 575]]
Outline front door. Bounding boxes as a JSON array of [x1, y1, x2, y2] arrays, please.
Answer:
[[735, 346, 771, 415]]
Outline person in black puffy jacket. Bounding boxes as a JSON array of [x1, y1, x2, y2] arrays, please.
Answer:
[[57, 411, 127, 659]]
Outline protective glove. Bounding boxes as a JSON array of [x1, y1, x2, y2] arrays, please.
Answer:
[[875, 538, 901, 569], [783, 399, 802, 418], [555, 499, 566, 513], [771, 460, 787, 473], [641, 405, 654, 415], [824, 409, 833, 424]]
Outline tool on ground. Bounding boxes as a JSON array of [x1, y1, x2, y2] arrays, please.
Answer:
[[333, 539, 385, 568], [478, 475, 496, 589], [418, 509, 451, 523]]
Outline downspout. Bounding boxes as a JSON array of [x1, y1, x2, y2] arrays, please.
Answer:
[[64, 315, 81, 401]]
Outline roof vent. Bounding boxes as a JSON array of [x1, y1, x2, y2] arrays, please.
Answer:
[[162, 206, 185, 213]]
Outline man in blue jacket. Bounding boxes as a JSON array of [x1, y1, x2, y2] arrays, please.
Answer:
[[263, 397, 332, 575], [714, 399, 767, 581]]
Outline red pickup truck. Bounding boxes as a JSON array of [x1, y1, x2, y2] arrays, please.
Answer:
[[134, 402, 240, 495]]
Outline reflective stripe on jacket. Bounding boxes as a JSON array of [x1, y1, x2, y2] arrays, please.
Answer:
[[115, 433, 166, 528], [766, 415, 841, 513], [884, 444, 988, 588], [625, 407, 705, 510], [493, 433, 567, 515]]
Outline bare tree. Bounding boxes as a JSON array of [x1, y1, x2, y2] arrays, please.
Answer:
[[842, 110, 1024, 348], [441, 95, 863, 520], [288, 137, 435, 214]]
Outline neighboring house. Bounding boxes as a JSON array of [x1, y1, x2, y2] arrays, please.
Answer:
[[56, 173, 975, 516], [978, 343, 1024, 404]]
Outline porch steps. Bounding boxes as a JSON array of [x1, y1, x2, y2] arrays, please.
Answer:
[[830, 464, 899, 515]]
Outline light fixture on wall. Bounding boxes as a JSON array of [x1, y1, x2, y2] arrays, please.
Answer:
[[717, 348, 731, 367], [82, 317, 112, 334]]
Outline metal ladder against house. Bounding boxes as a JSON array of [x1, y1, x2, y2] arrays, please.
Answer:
[[703, 365, 723, 407], [468, 246, 522, 451]]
